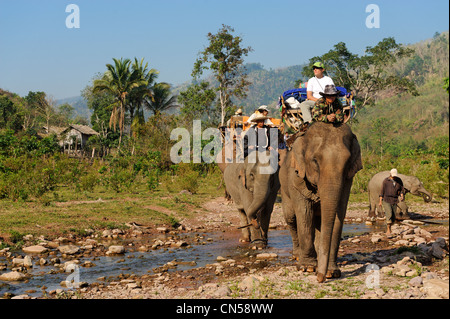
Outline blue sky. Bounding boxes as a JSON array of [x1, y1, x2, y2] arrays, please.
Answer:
[[0, 0, 448, 99]]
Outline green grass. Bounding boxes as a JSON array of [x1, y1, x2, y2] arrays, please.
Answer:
[[0, 168, 223, 244]]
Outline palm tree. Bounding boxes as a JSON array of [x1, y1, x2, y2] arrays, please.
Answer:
[[128, 58, 159, 125], [93, 58, 147, 146], [144, 82, 179, 116]]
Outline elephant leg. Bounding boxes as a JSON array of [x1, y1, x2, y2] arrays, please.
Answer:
[[368, 201, 377, 219], [238, 209, 251, 243], [282, 192, 300, 259], [296, 200, 317, 269], [249, 208, 265, 249], [259, 190, 277, 243], [376, 204, 385, 219], [326, 212, 344, 278]]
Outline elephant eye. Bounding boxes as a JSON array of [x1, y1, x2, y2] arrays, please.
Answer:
[[312, 158, 319, 170], [249, 173, 254, 179]]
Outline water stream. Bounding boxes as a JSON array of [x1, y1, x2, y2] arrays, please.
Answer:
[[0, 221, 390, 297]]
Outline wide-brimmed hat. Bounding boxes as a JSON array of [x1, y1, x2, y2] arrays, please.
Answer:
[[235, 108, 243, 115], [319, 84, 340, 97], [251, 114, 270, 123], [257, 105, 269, 112]]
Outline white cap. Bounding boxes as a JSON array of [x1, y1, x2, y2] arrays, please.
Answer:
[[390, 168, 398, 177]]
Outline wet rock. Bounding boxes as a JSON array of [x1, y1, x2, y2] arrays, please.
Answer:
[[175, 240, 188, 248], [216, 256, 227, 262], [23, 256, 33, 268], [107, 245, 125, 255], [82, 260, 96, 268], [12, 258, 25, 267], [0, 271, 27, 281], [157, 227, 169, 233], [256, 253, 278, 260], [22, 245, 48, 254]]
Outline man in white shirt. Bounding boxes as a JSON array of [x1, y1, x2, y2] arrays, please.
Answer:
[[299, 62, 334, 128]]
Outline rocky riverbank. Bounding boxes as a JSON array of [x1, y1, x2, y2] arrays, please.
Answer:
[[0, 197, 448, 299]]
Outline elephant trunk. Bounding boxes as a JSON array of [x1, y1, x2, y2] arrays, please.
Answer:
[[246, 184, 270, 228], [421, 191, 432, 203], [316, 181, 343, 283]]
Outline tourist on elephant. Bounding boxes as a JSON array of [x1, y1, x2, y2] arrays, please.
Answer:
[[379, 168, 405, 235], [298, 61, 335, 130], [311, 84, 345, 124], [243, 114, 275, 158], [246, 105, 274, 127]]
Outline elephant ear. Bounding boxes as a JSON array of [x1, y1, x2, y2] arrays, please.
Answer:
[[239, 169, 246, 189], [348, 134, 363, 179]]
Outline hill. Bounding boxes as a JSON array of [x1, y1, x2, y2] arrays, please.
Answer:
[[352, 31, 449, 154]]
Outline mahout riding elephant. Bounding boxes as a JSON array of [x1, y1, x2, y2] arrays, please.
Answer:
[[223, 150, 280, 248], [279, 122, 362, 283], [368, 171, 432, 219]]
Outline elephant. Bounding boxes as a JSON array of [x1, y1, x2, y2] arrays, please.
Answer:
[[368, 171, 432, 219], [223, 150, 280, 248], [279, 122, 362, 283]]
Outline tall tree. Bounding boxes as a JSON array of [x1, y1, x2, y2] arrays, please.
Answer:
[[302, 37, 418, 110], [178, 81, 217, 124], [192, 25, 252, 126], [93, 58, 147, 146]]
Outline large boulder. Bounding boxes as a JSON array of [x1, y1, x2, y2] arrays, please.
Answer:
[[0, 271, 28, 281], [22, 245, 48, 254]]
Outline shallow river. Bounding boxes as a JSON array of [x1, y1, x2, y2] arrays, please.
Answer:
[[0, 222, 385, 297]]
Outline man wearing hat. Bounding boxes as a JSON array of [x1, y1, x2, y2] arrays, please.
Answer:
[[246, 105, 274, 126], [298, 62, 335, 129], [379, 168, 405, 235], [311, 84, 345, 123], [243, 113, 275, 158]]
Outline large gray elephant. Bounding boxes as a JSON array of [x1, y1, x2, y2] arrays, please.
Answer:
[[368, 171, 432, 219], [223, 150, 280, 247], [279, 122, 362, 283]]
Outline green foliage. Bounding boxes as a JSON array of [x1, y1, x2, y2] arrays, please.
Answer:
[[178, 81, 217, 125]]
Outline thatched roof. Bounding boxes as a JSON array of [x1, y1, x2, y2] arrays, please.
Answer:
[[67, 124, 99, 136]]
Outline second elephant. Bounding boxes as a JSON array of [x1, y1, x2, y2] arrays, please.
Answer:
[[223, 150, 280, 248]]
